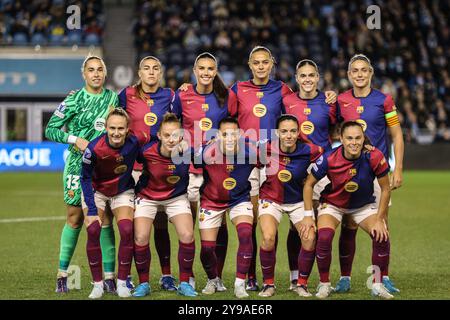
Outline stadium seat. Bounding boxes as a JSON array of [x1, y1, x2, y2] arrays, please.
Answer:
[[12, 32, 28, 46], [66, 31, 82, 46], [49, 34, 64, 46], [84, 33, 100, 46], [31, 33, 47, 46]]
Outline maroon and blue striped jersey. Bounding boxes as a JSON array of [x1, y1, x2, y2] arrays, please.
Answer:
[[81, 133, 140, 216], [311, 146, 390, 209], [283, 91, 337, 151], [260, 141, 323, 204]]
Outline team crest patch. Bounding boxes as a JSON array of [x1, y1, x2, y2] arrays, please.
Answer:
[[147, 99, 154, 107], [199, 118, 213, 131], [262, 201, 270, 209], [144, 112, 157, 126], [283, 157, 291, 165], [253, 104, 267, 117], [300, 121, 315, 135], [223, 177, 237, 190], [114, 164, 128, 174], [256, 92, 264, 98], [116, 155, 124, 163], [320, 203, 328, 209], [168, 164, 176, 170], [226, 165, 234, 172], [94, 118, 106, 131], [166, 175, 180, 184], [201, 104, 209, 112], [348, 168, 357, 177], [68, 190, 75, 198], [356, 119, 367, 131], [356, 106, 364, 114], [344, 181, 359, 192], [278, 170, 292, 182], [303, 108, 311, 115]]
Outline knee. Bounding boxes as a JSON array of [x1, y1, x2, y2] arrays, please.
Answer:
[[179, 230, 194, 244], [67, 210, 83, 228], [118, 219, 133, 242], [86, 221, 101, 239], [134, 231, 148, 246], [317, 228, 335, 245], [261, 232, 276, 250], [302, 238, 316, 251], [236, 223, 253, 245]]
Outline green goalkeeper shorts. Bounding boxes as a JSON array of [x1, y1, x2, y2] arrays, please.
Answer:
[[63, 151, 83, 206]]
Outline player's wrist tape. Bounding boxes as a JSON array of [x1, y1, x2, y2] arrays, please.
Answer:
[[68, 135, 78, 144], [304, 210, 314, 217]]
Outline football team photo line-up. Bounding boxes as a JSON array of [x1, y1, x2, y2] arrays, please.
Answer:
[[45, 45, 403, 299]]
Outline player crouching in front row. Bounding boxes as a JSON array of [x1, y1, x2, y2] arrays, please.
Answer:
[[80, 108, 139, 299], [301, 121, 394, 299]]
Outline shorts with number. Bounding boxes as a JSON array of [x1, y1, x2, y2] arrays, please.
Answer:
[[318, 203, 378, 225], [187, 173, 203, 202], [373, 178, 392, 208], [134, 194, 191, 220], [63, 151, 83, 206], [258, 199, 313, 225], [81, 189, 135, 213], [199, 201, 253, 229], [249, 167, 267, 197]]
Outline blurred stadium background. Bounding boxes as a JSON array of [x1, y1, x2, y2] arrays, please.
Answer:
[[0, 0, 449, 300]]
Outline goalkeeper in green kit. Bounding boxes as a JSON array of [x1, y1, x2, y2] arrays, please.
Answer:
[[46, 55, 128, 293]]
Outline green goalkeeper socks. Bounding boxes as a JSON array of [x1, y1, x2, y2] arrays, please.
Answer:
[[100, 224, 116, 276], [58, 224, 82, 272]]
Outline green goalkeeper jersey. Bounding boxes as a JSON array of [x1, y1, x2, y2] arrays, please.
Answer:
[[45, 87, 119, 153]]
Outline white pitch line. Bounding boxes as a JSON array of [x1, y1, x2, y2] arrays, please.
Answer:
[[0, 216, 66, 223]]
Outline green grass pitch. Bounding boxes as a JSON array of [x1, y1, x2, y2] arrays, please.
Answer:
[[0, 171, 449, 300]]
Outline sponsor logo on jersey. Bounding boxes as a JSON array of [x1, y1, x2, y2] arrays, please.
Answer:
[[253, 103, 267, 117], [187, 100, 195, 105], [199, 117, 213, 131], [114, 164, 128, 174], [344, 181, 359, 192], [356, 106, 364, 114], [256, 92, 264, 98], [349, 168, 357, 176], [304, 108, 311, 115], [223, 177, 237, 190], [146, 99, 154, 106], [300, 121, 315, 135], [356, 119, 367, 131], [201, 104, 209, 112], [166, 175, 180, 184], [94, 118, 106, 131], [278, 169, 292, 182], [144, 112, 157, 126], [226, 165, 234, 172]]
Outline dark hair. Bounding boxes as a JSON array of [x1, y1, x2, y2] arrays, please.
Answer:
[[295, 59, 319, 73], [106, 107, 130, 126], [134, 56, 163, 102], [340, 120, 372, 145], [276, 114, 299, 129], [194, 52, 228, 107], [159, 112, 181, 132], [218, 116, 240, 130]]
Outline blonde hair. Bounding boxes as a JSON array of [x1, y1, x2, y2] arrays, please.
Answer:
[[348, 54, 373, 72], [81, 54, 107, 77]]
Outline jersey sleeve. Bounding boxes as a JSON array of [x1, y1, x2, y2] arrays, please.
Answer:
[[44, 95, 78, 144], [369, 149, 390, 178], [228, 84, 238, 117], [383, 94, 400, 127], [328, 102, 337, 125], [118, 87, 127, 109], [80, 146, 98, 216], [170, 90, 183, 119], [308, 143, 324, 162], [311, 153, 328, 181], [111, 91, 119, 108], [281, 82, 293, 98]]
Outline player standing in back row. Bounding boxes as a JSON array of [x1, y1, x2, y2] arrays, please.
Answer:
[[334, 54, 404, 294], [45, 55, 119, 293]]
